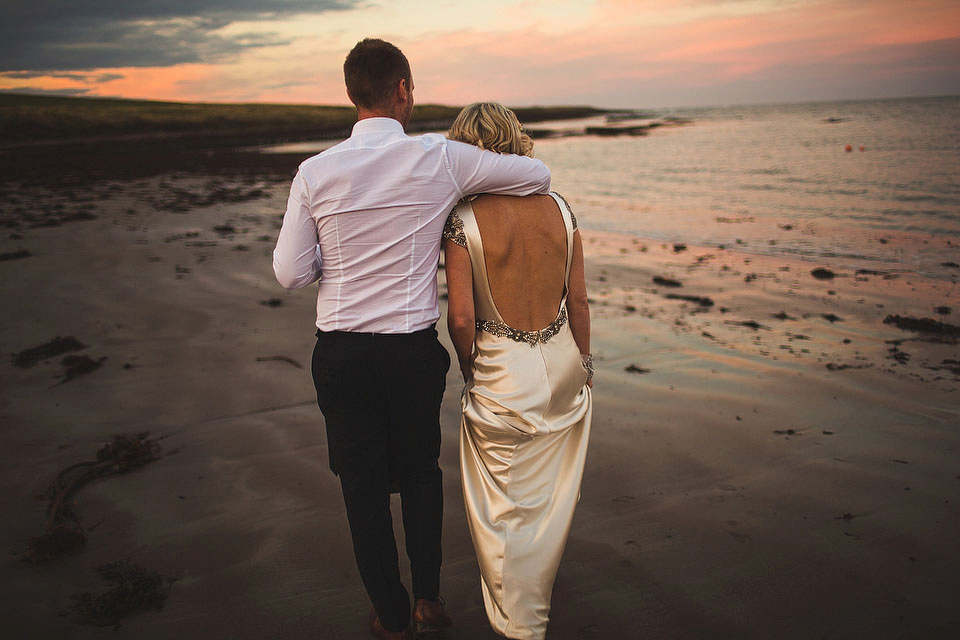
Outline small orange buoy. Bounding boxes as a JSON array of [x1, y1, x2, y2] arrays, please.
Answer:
[[859, 145, 865, 152], [845, 144, 853, 152]]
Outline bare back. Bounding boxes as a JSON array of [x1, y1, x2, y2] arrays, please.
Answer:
[[471, 194, 567, 331]]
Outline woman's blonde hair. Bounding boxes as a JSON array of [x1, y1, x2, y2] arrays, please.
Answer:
[[447, 102, 534, 157]]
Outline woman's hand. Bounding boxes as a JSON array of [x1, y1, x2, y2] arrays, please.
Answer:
[[581, 353, 594, 389]]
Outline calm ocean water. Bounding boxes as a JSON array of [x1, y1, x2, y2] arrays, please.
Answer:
[[532, 95, 960, 279]]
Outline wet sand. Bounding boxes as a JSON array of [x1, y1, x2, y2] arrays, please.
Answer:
[[1, 156, 958, 639]]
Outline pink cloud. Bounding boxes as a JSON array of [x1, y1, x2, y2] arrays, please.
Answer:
[[4, 0, 958, 106], [400, 0, 960, 105]]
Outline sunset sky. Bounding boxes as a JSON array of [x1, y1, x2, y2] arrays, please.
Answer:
[[1, 0, 958, 108]]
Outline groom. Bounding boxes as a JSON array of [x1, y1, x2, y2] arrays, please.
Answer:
[[273, 38, 551, 639]]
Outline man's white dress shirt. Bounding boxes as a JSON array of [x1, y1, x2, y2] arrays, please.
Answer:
[[273, 117, 551, 333]]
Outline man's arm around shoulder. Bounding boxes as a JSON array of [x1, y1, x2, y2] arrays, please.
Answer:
[[444, 139, 550, 197]]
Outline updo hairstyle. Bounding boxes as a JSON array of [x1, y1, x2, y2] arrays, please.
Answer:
[[447, 102, 534, 157]]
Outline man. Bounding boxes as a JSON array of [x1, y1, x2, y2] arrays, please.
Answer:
[[273, 39, 551, 640]]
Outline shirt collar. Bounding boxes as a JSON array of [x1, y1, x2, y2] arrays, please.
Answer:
[[352, 117, 405, 136]]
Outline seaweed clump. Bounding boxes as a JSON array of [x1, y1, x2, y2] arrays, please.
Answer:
[[58, 354, 107, 384], [883, 315, 960, 342], [70, 559, 175, 629], [12, 336, 87, 368], [26, 433, 162, 563]]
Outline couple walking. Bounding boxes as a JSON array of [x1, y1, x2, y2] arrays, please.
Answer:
[[273, 38, 592, 640]]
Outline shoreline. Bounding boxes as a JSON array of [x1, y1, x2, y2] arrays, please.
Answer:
[[0, 93, 608, 150]]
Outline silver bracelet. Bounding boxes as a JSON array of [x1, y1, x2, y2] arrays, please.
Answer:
[[581, 353, 594, 384]]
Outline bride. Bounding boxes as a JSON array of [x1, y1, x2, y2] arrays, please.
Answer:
[[443, 102, 593, 640]]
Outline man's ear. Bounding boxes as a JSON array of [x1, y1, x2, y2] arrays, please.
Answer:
[[395, 78, 410, 103]]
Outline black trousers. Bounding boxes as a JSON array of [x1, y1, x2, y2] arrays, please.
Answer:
[[312, 326, 450, 633]]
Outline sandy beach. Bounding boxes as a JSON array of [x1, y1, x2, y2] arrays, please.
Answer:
[[1, 148, 958, 639]]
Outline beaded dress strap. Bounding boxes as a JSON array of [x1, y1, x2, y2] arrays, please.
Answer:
[[442, 209, 467, 247], [553, 192, 578, 230]]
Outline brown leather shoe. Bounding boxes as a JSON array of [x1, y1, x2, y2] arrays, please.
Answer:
[[413, 597, 452, 633], [369, 607, 413, 640]]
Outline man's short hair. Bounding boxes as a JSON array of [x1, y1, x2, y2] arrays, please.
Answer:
[[343, 38, 411, 110]]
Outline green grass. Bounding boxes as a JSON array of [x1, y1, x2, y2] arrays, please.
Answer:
[[0, 94, 605, 146]]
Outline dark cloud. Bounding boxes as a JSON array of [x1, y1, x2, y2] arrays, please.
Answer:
[[0, 87, 91, 96], [1, 71, 127, 83], [94, 73, 126, 83], [4, 71, 87, 79], [0, 1, 359, 72]]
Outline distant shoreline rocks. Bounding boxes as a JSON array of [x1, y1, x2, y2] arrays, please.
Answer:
[[527, 115, 693, 140]]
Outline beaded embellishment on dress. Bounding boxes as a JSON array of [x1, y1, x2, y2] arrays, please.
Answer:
[[442, 210, 467, 247], [477, 308, 568, 346]]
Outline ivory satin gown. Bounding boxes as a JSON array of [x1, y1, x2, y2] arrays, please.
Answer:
[[445, 193, 592, 640]]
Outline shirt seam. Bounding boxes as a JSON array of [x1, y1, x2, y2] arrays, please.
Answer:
[[333, 215, 342, 323], [441, 141, 466, 199]]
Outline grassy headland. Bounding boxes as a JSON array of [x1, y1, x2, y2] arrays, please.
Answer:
[[0, 93, 605, 148]]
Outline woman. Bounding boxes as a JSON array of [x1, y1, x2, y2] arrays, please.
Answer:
[[442, 102, 593, 640]]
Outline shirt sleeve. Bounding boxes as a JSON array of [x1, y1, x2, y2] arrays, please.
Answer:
[[273, 170, 322, 289], [444, 140, 551, 198]]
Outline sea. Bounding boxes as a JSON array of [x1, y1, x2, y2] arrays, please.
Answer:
[[268, 95, 960, 280], [530, 95, 960, 280]]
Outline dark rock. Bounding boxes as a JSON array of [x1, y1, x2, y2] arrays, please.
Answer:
[[652, 276, 682, 287], [883, 314, 960, 337], [728, 320, 768, 330], [826, 363, 871, 370], [624, 364, 650, 374], [0, 249, 32, 261], [665, 294, 714, 307], [605, 111, 658, 122], [886, 346, 910, 364], [811, 267, 836, 279], [585, 125, 651, 136]]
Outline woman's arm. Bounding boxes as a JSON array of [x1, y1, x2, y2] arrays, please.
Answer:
[[566, 230, 592, 387], [443, 238, 476, 382]]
